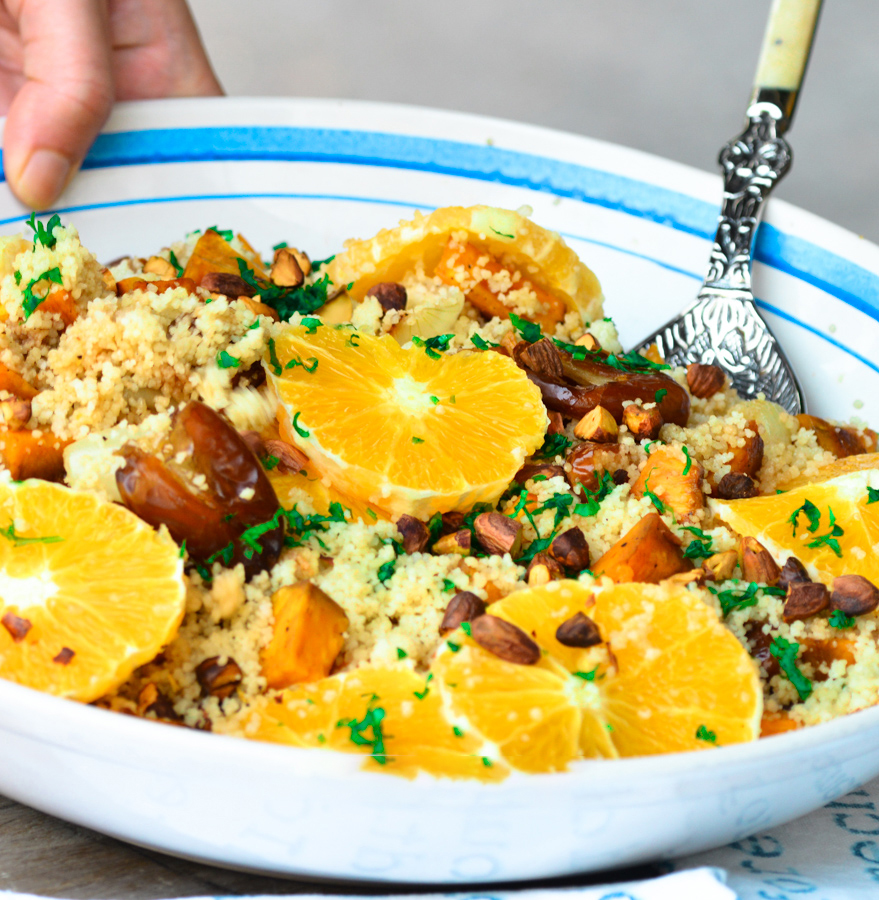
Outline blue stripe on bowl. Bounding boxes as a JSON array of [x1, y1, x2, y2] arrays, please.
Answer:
[[2, 125, 877, 320]]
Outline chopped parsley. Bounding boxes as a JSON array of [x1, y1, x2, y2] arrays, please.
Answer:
[[789, 499, 820, 536], [284, 355, 319, 372], [301, 317, 322, 334], [534, 491, 574, 529], [829, 609, 856, 629], [707, 581, 762, 617], [216, 349, 240, 369], [267, 338, 282, 375], [291, 412, 310, 438], [13, 270, 21, 285], [490, 227, 515, 239], [22, 266, 63, 318], [430, 395, 439, 405], [413, 673, 433, 700], [642, 477, 666, 514], [680, 525, 713, 560], [206, 541, 235, 567], [452, 726, 464, 737], [805, 507, 844, 558], [366, 508, 378, 520], [868, 487, 879, 505], [236, 257, 331, 319], [695, 725, 717, 743], [0, 523, 63, 547], [509, 312, 542, 343], [346, 332, 360, 348], [573, 667, 598, 681], [442, 577, 456, 593], [336, 703, 387, 765], [461, 622, 472, 636], [282, 501, 349, 550], [168, 249, 184, 277], [654, 388, 668, 404], [471, 334, 499, 350], [412, 334, 453, 359], [377, 560, 396, 583], [272, 241, 288, 251], [534, 432, 573, 460], [262, 455, 280, 470], [310, 254, 336, 270], [481, 757, 493, 768], [411, 436, 425, 444], [447, 640, 461, 653], [208, 226, 234, 242], [27, 212, 61, 249], [770, 636, 813, 701], [681, 446, 692, 476], [574, 470, 615, 517], [396, 647, 408, 659], [179, 539, 187, 559]]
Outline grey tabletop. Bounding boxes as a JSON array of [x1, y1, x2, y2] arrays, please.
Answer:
[[4, 1, 879, 896]]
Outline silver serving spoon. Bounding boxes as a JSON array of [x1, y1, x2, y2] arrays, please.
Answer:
[[631, 0, 823, 415]]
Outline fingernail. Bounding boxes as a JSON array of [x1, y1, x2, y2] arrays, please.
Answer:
[[15, 149, 71, 210]]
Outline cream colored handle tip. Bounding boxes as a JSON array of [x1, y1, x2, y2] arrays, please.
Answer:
[[754, 0, 822, 91]]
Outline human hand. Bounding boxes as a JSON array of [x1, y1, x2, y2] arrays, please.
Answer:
[[0, 0, 222, 210]]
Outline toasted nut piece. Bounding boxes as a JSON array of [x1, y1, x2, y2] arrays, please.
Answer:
[[274, 245, 312, 277], [783, 582, 829, 621], [574, 406, 619, 442], [549, 527, 590, 572], [526, 552, 564, 586], [433, 529, 472, 556], [474, 512, 523, 556], [101, 267, 116, 294], [830, 575, 879, 616], [728, 424, 764, 477], [686, 363, 726, 398], [666, 569, 706, 587], [396, 514, 430, 554], [137, 683, 179, 720], [470, 614, 540, 665], [632, 446, 704, 520], [52, 647, 75, 665], [261, 583, 348, 689], [238, 295, 280, 321], [1, 611, 31, 642], [270, 248, 305, 288], [555, 610, 601, 648], [519, 337, 564, 380], [143, 255, 177, 278], [575, 332, 600, 351], [365, 282, 407, 311], [547, 411, 565, 435], [0, 397, 31, 431], [716, 472, 759, 500], [515, 463, 566, 484], [200, 272, 256, 298], [195, 656, 243, 699], [499, 331, 520, 357], [622, 405, 663, 442], [592, 513, 691, 583], [704, 549, 738, 582], [263, 439, 308, 475], [740, 536, 781, 586], [778, 556, 811, 590], [441, 511, 466, 535], [440, 591, 486, 635]]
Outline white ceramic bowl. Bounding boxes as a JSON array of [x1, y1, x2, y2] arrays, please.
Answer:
[[1, 97, 879, 884]]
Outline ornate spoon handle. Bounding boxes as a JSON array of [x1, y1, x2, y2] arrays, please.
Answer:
[[632, 0, 823, 415]]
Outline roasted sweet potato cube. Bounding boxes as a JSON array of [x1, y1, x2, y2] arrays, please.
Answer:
[[39, 288, 79, 327], [632, 445, 704, 521], [760, 712, 802, 737], [591, 513, 691, 583], [0, 362, 38, 400], [182, 229, 267, 285], [797, 414, 878, 458], [0, 429, 68, 480], [434, 238, 566, 331], [261, 582, 348, 690], [727, 420, 764, 477]]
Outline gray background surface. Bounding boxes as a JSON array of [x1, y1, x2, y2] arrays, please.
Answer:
[[189, 0, 879, 240]]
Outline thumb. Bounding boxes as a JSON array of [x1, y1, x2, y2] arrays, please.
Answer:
[[3, 0, 114, 209]]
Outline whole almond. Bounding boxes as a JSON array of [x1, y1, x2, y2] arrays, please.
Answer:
[[740, 536, 781, 586], [440, 591, 486, 635], [549, 527, 591, 572], [366, 282, 407, 311], [470, 614, 540, 665], [263, 439, 308, 475], [396, 514, 430, 554], [199, 272, 256, 298], [473, 512, 523, 556], [555, 611, 601, 648], [519, 337, 563, 380], [782, 582, 829, 621], [686, 363, 726, 398], [433, 529, 471, 557], [622, 405, 663, 442], [526, 552, 564, 586], [830, 575, 879, 616], [778, 556, 811, 589]]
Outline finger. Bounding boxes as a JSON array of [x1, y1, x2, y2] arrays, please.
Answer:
[[3, 0, 114, 209], [109, 0, 223, 99]]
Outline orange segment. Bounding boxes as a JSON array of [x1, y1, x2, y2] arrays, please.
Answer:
[[713, 468, 879, 583], [432, 581, 761, 771], [328, 205, 603, 325], [779, 452, 879, 490], [235, 665, 509, 781], [0, 480, 185, 702], [268, 324, 547, 519]]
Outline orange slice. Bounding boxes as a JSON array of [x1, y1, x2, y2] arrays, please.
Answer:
[[267, 324, 547, 519], [327, 205, 604, 325], [0, 480, 185, 702], [714, 468, 879, 584], [432, 580, 761, 771], [234, 665, 509, 781]]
